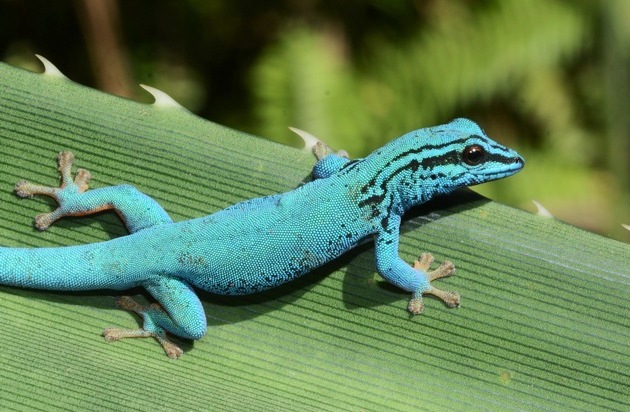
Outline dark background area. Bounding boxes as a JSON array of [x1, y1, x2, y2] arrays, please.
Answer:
[[1, 0, 628, 241]]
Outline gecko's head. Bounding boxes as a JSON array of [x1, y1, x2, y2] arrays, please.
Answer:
[[419, 118, 525, 189]]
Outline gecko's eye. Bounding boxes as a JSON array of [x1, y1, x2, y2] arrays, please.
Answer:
[[462, 145, 485, 166]]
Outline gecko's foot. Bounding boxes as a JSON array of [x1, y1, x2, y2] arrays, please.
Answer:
[[15, 151, 93, 230], [289, 127, 348, 161], [103, 296, 184, 358], [407, 253, 460, 315], [102, 296, 184, 359], [103, 327, 183, 359], [313, 141, 349, 161]]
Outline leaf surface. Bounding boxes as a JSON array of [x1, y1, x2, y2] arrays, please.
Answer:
[[0, 62, 627, 411]]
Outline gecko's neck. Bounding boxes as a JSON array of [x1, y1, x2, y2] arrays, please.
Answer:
[[352, 134, 453, 220]]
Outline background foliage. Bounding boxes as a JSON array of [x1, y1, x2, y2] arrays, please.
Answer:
[[0, 0, 628, 240]]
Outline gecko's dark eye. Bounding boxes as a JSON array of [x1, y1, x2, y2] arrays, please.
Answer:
[[462, 145, 485, 166]]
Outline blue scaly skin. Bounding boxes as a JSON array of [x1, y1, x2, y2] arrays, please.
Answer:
[[2, 118, 523, 358]]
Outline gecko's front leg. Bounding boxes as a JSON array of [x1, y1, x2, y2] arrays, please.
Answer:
[[374, 215, 460, 315], [288, 127, 351, 180]]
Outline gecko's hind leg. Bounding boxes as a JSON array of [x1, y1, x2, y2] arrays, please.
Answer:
[[15, 151, 172, 232], [103, 278, 206, 359], [103, 297, 184, 359], [407, 253, 460, 315]]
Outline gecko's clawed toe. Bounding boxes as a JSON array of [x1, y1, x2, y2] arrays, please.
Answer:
[[14, 179, 57, 198], [413, 253, 455, 280], [14, 180, 33, 197], [429, 261, 455, 281], [34, 213, 55, 231], [413, 253, 435, 271], [57, 151, 75, 177], [407, 296, 425, 315], [74, 168, 92, 192], [154, 333, 184, 359], [427, 288, 461, 307]]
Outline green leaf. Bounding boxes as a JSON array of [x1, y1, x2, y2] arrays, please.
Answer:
[[0, 61, 628, 411]]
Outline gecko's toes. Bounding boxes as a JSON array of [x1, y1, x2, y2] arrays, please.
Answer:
[[409, 254, 459, 315]]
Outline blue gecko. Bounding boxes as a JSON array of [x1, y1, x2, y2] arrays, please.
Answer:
[[1, 118, 523, 358]]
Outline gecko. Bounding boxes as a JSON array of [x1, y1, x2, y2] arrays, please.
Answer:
[[1, 118, 523, 358]]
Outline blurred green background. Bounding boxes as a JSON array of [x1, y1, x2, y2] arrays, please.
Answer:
[[1, 0, 628, 241]]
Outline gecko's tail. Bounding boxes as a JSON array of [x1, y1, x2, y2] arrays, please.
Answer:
[[0, 246, 76, 290], [0, 243, 126, 291]]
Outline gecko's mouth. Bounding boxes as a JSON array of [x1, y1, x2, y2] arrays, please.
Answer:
[[475, 156, 525, 183]]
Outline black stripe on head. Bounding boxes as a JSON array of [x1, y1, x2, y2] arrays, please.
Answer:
[[487, 153, 521, 165]]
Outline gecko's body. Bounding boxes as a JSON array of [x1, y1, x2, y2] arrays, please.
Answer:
[[1, 119, 523, 357]]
